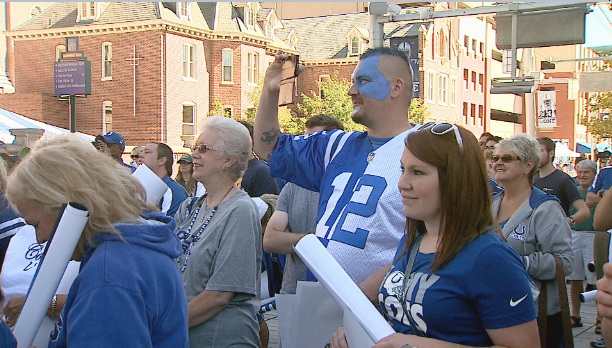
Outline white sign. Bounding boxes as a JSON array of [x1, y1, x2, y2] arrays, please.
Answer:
[[538, 90, 557, 127]]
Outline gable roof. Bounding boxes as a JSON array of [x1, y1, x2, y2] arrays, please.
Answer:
[[280, 12, 428, 60]]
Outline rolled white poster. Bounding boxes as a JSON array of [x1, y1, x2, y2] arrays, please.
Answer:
[[580, 290, 597, 303], [133, 164, 168, 205], [294, 234, 395, 343], [13, 202, 89, 348]]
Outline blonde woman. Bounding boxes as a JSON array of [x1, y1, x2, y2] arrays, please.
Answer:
[[5, 134, 188, 347]]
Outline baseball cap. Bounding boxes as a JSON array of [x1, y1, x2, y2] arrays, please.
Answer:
[[95, 131, 125, 151], [177, 154, 193, 164]]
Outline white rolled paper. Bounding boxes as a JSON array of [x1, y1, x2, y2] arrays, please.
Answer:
[[294, 234, 395, 343], [13, 202, 89, 348], [580, 290, 598, 303], [133, 164, 168, 205]]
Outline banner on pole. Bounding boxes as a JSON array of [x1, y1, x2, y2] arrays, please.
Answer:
[[538, 90, 557, 128]]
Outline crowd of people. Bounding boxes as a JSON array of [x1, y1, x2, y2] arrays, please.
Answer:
[[0, 46, 609, 348]]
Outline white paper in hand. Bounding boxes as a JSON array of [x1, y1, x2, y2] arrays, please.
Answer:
[[133, 164, 168, 205]]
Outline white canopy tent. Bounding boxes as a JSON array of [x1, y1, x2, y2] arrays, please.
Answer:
[[555, 142, 580, 158], [0, 107, 94, 144]]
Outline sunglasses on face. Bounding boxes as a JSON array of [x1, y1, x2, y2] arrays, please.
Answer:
[[491, 154, 519, 163], [131, 154, 139, 159], [418, 122, 464, 151], [191, 144, 218, 154]]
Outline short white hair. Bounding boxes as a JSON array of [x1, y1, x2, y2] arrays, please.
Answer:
[[201, 116, 251, 181]]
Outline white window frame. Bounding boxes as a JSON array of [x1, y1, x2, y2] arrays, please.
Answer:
[[178, 2, 190, 20], [79, 2, 97, 20], [438, 73, 448, 105], [182, 44, 196, 80], [182, 102, 196, 136], [449, 77, 457, 107], [426, 70, 435, 103], [222, 49, 233, 84], [102, 101, 112, 133], [55, 45, 66, 62], [101, 42, 112, 80], [350, 36, 360, 56], [247, 52, 259, 85]]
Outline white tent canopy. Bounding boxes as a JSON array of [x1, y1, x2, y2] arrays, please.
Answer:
[[0, 107, 94, 144], [555, 142, 580, 158]]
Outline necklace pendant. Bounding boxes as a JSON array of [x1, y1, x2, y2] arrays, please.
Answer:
[[367, 151, 375, 162]]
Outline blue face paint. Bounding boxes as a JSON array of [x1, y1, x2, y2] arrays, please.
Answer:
[[352, 56, 391, 101]]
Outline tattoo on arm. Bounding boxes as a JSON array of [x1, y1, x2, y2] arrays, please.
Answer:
[[261, 128, 279, 145]]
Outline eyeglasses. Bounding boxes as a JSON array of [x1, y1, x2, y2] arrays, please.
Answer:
[[418, 122, 464, 151], [191, 144, 219, 154], [491, 154, 519, 163], [130, 155, 139, 159]]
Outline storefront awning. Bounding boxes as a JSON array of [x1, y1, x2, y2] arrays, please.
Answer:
[[576, 142, 592, 153]]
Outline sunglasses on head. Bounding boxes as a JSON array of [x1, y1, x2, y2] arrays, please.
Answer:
[[418, 122, 464, 151], [191, 144, 218, 154], [491, 154, 519, 163]]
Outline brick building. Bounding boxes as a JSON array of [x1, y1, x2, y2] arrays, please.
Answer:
[[2, 2, 295, 152]]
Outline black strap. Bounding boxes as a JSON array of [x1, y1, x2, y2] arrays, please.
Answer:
[[401, 234, 425, 337]]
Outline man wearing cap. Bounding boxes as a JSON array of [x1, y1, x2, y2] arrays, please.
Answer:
[[140, 141, 188, 217], [94, 131, 135, 172]]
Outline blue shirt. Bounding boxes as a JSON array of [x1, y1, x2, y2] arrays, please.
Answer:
[[589, 166, 612, 194], [158, 175, 188, 218], [379, 232, 536, 346]]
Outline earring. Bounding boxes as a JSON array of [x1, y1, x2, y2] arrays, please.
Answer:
[[223, 166, 228, 171]]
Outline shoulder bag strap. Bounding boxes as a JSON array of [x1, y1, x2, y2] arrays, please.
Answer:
[[401, 234, 425, 337], [537, 279, 547, 348]]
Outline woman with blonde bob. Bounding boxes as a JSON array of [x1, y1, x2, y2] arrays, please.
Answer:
[[5, 134, 188, 348], [331, 123, 539, 348], [174, 116, 262, 348], [491, 134, 573, 348]]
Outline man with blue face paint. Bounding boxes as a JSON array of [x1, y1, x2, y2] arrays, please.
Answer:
[[254, 47, 415, 285]]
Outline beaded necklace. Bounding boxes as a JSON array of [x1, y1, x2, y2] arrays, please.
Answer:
[[177, 185, 234, 272]]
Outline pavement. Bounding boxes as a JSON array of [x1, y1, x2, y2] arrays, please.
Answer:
[[262, 284, 605, 348]]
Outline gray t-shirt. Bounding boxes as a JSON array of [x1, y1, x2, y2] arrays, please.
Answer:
[[174, 190, 262, 348], [276, 183, 319, 294]]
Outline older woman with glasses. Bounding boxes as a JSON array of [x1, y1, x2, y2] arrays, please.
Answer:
[[174, 116, 262, 348], [331, 123, 538, 348], [491, 134, 573, 348]]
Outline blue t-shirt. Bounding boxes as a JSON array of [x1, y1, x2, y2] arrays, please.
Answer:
[[379, 232, 536, 347], [589, 166, 612, 194]]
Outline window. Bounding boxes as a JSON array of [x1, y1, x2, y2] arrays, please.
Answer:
[[434, 32, 439, 57], [178, 2, 190, 19], [463, 69, 469, 89], [319, 75, 330, 98], [449, 77, 457, 107], [478, 105, 484, 126], [79, 2, 96, 20], [102, 101, 112, 133], [247, 52, 259, 84], [479, 42, 484, 58], [224, 106, 233, 117], [471, 71, 477, 91], [492, 50, 503, 62], [478, 73, 484, 93], [55, 45, 66, 62], [471, 103, 476, 125], [439, 31, 448, 58], [472, 39, 477, 57], [438, 73, 448, 105], [350, 36, 360, 56], [101, 42, 112, 79], [182, 103, 195, 136], [245, 3, 257, 27], [427, 71, 435, 102], [222, 49, 232, 83], [463, 35, 469, 55], [29, 5, 42, 19], [183, 44, 196, 79], [463, 102, 468, 124]]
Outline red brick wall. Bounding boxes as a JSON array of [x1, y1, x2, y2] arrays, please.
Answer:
[[0, 92, 68, 126], [294, 63, 356, 115], [206, 41, 244, 118], [12, 30, 164, 147]]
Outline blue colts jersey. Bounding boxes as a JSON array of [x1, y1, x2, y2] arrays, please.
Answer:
[[270, 127, 415, 284]]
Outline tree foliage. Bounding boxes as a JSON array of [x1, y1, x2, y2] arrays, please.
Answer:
[[408, 98, 430, 125], [296, 72, 365, 132], [580, 61, 612, 139], [246, 76, 304, 135]]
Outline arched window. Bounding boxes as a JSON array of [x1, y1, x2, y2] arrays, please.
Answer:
[[350, 36, 360, 56], [102, 101, 112, 133]]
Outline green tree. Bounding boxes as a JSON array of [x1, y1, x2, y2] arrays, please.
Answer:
[[296, 72, 365, 132], [208, 101, 233, 117], [246, 76, 304, 134], [408, 98, 429, 125], [580, 61, 612, 139]]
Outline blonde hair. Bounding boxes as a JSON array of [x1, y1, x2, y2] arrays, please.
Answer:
[[0, 157, 8, 191], [6, 134, 146, 252]]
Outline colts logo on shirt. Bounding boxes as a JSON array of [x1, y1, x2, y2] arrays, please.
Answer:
[[50, 312, 64, 341], [508, 225, 527, 241], [24, 242, 44, 271]]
